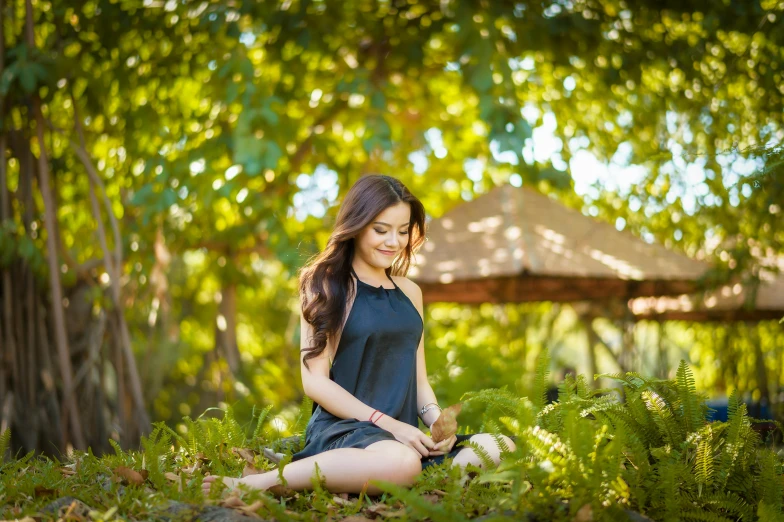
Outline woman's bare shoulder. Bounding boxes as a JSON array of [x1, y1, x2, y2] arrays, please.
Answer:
[[391, 276, 423, 308]]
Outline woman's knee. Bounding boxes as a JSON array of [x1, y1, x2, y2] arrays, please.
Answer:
[[472, 433, 516, 452], [395, 449, 422, 484], [460, 433, 516, 467], [365, 441, 422, 484], [499, 434, 516, 453]]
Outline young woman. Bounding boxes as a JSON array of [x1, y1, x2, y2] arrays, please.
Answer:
[[202, 175, 515, 496]]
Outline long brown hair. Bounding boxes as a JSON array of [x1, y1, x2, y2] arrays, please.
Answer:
[[298, 175, 426, 370]]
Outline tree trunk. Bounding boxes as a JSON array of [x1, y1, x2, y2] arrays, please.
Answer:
[[216, 281, 241, 374], [751, 325, 770, 409], [582, 316, 598, 389], [73, 97, 150, 438], [25, 0, 86, 451], [0, 0, 12, 432]]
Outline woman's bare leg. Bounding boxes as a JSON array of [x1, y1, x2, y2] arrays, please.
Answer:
[[202, 440, 422, 496], [451, 433, 516, 469]]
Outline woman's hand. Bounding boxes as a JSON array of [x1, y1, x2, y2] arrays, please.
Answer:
[[378, 416, 435, 457], [427, 433, 457, 456]]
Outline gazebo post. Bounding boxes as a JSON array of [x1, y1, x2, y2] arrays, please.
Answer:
[[575, 313, 599, 390], [656, 322, 668, 380]]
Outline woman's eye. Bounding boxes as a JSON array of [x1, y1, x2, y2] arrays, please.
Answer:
[[401, 231, 409, 235], [374, 229, 386, 234]]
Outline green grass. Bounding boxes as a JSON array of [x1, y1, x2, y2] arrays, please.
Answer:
[[1, 355, 783, 521]]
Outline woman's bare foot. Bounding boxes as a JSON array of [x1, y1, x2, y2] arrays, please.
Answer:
[[201, 474, 244, 497]]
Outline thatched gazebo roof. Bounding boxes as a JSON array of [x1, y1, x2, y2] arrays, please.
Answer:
[[409, 184, 710, 304], [628, 249, 784, 322]]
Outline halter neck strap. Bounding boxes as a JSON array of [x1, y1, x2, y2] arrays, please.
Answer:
[[350, 266, 398, 290]]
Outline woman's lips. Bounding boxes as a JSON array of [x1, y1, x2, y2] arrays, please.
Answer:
[[378, 249, 396, 256]]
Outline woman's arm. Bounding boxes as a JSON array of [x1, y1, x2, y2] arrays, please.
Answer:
[[396, 277, 442, 429], [299, 294, 397, 430]]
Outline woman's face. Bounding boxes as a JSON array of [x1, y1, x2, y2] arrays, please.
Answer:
[[354, 201, 411, 269]]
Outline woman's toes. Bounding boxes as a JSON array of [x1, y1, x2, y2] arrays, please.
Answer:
[[202, 475, 220, 494], [201, 475, 243, 496]]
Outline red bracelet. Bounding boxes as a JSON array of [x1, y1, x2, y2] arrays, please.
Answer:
[[369, 409, 384, 424]]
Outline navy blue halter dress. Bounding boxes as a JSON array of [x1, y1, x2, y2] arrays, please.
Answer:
[[291, 267, 473, 470]]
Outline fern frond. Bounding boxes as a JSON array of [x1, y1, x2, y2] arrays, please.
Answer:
[[758, 501, 784, 522], [461, 439, 497, 470], [678, 509, 734, 522], [484, 419, 513, 459], [222, 405, 246, 447], [717, 403, 749, 487], [676, 360, 704, 433], [140, 423, 171, 488], [626, 391, 662, 446], [292, 395, 314, 446], [727, 389, 740, 420], [108, 438, 124, 458], [460, 386, 525, 417], [699, 491, 755, 521], [522, 425, 572, 465], [641, 390, 681, 447], [755, 448, 783, 511], [0, 428, 10, 465], [695, 438, 714, 496], [251, 404, 274, 442], [531, 348, 550, 414]]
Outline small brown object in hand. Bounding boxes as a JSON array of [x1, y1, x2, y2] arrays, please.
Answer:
[[430, 403, 462, 443]]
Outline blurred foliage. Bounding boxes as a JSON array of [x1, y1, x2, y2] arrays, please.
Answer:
[[0, 0, 782, 448]]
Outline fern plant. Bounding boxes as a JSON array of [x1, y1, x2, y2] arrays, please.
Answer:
[[438, 350, 784, 521]]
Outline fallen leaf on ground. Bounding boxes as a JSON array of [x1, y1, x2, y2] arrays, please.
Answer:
[[267, 484, 296, 498], [220, 494, 248, 509], [364, 503, 405, 518], [422, 494, 440, 504], [332, 495, 354, 506], [430, 403, 463, 443], [218, 494, 262, 518], [112, 466, 147, 485], [181, 459, 203, 474], [239, 500, 264, 517], [33, 485, 56, 498], [232, 447, 256, 465], [242, 464, 263, 477], [164, 472, 183, 492]]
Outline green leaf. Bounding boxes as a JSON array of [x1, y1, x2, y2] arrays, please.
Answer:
[[19, 67, 36, 93]]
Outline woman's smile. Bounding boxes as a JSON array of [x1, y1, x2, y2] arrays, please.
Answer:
[[378, 249, 397, 256]]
